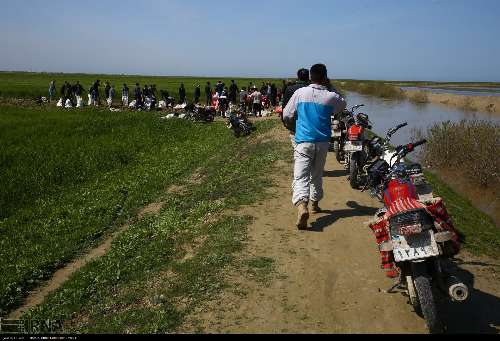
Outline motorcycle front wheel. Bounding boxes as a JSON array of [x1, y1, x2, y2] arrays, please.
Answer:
[[412, 263, 444, 334], [349, 154, 361, 189], [335, 143, 343, 163]]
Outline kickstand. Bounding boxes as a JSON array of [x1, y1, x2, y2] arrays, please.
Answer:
[[381, 276, 404, 294]]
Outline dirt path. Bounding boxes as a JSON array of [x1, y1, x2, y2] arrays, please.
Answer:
[[180, 129, 500, 334]]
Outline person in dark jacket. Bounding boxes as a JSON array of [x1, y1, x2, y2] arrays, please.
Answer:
[[283, 69, 310, 109], [215, 81, 225, 96], [92, 80, 101, 106], [229, 80, 239, 104], [179, 84, 186, 104], [73, 81, 84, 106], [194, 84, 201, 104], [281, 68, 310, 138], [60, 82, 67, 107], [134, 83, 142, 109], [104, 82, 111, 100], [270, 83, 278, 106], [205, 81, 212, 106]]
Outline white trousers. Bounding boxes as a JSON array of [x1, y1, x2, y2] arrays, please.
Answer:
[[292, 142, 329, 206], [122, 96, 128, 107]]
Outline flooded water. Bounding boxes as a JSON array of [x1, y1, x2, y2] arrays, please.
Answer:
[[345, 91, 500, 148], [345, 91, 499, 226], [400, 86, 500, 97]]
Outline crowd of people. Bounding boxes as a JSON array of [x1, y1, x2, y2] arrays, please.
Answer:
[[47, 78, 305, 116]]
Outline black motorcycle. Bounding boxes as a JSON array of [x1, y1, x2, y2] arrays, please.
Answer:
[[228, 113, 255, 137]]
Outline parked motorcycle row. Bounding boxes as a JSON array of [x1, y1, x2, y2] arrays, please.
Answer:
[[161, 104, 216, 123], [331, 105, 467, 334], [160, 103, 257, 138]]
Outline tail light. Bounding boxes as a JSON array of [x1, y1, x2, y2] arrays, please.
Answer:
[[348, 125, 364, 141]]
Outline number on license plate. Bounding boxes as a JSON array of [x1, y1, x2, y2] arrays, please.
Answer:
[[345, 142, 363, 152], [398, 224, 423, 236]]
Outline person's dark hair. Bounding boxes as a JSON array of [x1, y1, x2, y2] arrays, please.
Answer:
[[136, 83, 139, 86], [297, 68, 309, 82], [310, 64, 328, 83]]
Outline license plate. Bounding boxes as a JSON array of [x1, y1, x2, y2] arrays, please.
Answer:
[[392, 231, 440, 262], [344, 142, 363, 152]]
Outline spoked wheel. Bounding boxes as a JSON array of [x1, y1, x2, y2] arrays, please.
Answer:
[[412, 263, 444, 334]]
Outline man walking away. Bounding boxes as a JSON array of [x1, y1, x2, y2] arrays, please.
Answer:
[[48, 81, 56, 103], [250, 87, 262, 117], [283, 64, 346, 230], [122, 84, 129, 107], [179, 84, 186, 104], [229, 80, 239, 104], [194, 84, 201, 104]]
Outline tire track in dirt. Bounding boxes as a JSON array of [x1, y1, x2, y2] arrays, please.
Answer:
[[7, 201, 165, 320], [180, 129, 500, 334]]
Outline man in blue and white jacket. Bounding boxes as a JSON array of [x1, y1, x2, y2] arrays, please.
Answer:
[[283, 64, 347, 230]]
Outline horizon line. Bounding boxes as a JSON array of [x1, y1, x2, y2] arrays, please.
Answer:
[[0, 69, 499, 84]]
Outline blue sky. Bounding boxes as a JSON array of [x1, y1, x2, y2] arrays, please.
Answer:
[[1, 0, 499, 81]]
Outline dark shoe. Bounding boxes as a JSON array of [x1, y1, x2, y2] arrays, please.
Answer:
[[311, 201, 322, 214], [296, 201, 309, 230]]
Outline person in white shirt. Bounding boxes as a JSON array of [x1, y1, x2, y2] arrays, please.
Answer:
[[250, 87, 262, 117]]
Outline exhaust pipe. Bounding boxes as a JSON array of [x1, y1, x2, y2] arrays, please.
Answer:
[[447, 276, 469, 302]]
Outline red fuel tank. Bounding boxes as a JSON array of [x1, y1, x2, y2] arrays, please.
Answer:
[[348, 125, 365, 141]]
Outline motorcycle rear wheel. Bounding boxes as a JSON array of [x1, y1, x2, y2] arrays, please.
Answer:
[[412, 264, 444, 334]]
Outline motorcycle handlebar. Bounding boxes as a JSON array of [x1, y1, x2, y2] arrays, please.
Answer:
[[397, 122, 408, 130], [412, 139, 428, 148], [387, 122, 408, 138], [351, 104, 365, 112]]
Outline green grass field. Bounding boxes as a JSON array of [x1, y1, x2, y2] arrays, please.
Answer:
[[0, 98, 288, 319]]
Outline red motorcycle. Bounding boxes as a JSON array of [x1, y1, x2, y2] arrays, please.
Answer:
[[342, 110, 372, 189], [365, 136, 468, 334]]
